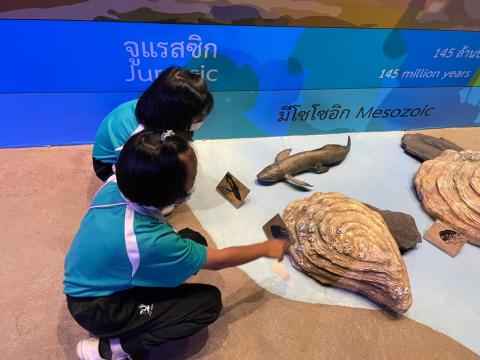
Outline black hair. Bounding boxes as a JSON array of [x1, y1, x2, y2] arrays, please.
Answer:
[[116, 130, 192, 209], [135, 66, 214, 133]]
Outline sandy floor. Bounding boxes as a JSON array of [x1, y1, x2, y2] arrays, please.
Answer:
[[0, 127, 479, 359]]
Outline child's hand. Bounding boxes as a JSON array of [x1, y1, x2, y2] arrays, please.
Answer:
[[204, 238, 290, 270], [264, 239, 290, 261]]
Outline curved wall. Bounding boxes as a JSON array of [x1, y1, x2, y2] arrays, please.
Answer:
[[0, 1, 479, 147]]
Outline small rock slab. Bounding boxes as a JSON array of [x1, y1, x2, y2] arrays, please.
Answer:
[[401, 133, 464, 162], [364, 204, 422, 254]]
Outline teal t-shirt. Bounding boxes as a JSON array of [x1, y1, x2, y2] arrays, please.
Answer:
[[92, 99, 143, 164], [64, 181, 207, 297]]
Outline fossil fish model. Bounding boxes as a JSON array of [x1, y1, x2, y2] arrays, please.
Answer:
[[257, 137, 351, 189], [415, 149, 480, 246], [283, 192, 412, 313]]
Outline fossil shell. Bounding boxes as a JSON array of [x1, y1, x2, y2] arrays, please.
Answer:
[[415, 150, 480, 246], [283, 192, 412, 313]]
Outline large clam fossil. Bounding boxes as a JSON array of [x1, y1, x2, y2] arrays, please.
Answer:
[[283, 192, 412, 313], [415, 150, 480, 246]]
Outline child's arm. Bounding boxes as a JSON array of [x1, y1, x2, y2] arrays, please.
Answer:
[[202, 239, 288, 270]]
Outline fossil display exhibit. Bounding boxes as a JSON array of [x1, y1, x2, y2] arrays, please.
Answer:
[[415, 150, 480, 246], [257, 137, 351, 189], [283, 192, 412, 313], [401, 133, 463, 162]]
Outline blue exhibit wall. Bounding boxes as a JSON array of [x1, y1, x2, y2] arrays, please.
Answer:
[[0, 20, 479, 148]]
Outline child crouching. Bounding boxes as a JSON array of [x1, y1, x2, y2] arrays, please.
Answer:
[[65, 130, 287, 359]]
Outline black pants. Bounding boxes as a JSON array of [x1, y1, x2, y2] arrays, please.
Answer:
[[67, 229, 221, 359], [93, 157, 114, 182]]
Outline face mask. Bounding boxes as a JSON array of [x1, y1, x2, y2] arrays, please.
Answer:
[[122, 195, 166, 221], [190, 121, 204, 131]]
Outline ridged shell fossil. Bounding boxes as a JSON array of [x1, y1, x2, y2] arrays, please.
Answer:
[[415, 150, 480, 246], [283, 192, 412, 313]]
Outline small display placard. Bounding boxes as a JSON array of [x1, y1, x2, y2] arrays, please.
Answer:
[[263, 213, 293, 244], [263, 213, 293, 281], [424, 220, 469, 257], [216, 172, 250, 208]]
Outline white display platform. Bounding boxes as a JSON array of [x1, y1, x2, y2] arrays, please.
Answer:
[[188, 132, 480, 354]]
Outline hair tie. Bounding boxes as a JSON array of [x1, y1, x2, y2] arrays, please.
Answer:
[[160, 130, 175, 142]]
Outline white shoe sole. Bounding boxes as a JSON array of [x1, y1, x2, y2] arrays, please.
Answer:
[[75, 339, 103, 360]]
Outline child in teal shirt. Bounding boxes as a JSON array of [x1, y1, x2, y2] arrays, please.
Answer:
[[92, 67, 213, 181], [66, 130, 287, 360]]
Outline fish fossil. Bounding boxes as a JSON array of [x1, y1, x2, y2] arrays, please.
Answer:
[[257, 137, 351, 189], [224, 173, 242, 201], [270, 225, 291, 242]]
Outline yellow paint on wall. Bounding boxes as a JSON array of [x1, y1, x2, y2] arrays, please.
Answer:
[[338, 3, 403, 28], [469, 68, 480, 87]]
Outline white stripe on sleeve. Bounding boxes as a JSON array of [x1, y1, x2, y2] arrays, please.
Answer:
[[114, 124, 145, 152]]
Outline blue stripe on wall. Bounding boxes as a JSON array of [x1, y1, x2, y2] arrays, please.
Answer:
[[1, 20, 479, 147], [2, 87, 479, 148]]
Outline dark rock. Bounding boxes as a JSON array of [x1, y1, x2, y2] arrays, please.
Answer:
[[364, 204, 422, 254], [401, 133, 464, 162]]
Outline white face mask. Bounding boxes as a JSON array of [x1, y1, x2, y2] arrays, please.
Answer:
[[190, 121, 204, 131]]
